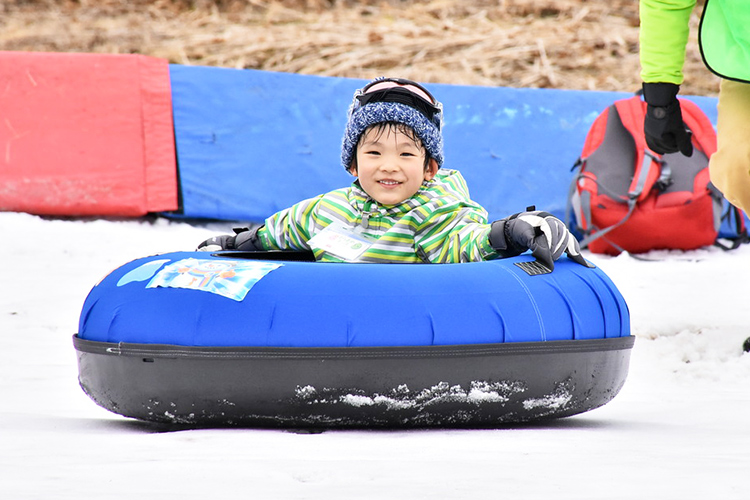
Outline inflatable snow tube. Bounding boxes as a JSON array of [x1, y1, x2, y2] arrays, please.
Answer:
[[74, 250, 633, 427]]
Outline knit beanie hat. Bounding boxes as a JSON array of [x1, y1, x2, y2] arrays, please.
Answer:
[[341, 77, 444, 171]]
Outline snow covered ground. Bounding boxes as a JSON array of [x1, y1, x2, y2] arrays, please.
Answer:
[[1, 211, 749, 499]]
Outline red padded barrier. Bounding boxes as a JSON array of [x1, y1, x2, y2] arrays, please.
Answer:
[[0, 51, 178, 216]]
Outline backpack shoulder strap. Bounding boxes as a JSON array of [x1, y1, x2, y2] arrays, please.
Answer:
[[613, 96, 662, 203]]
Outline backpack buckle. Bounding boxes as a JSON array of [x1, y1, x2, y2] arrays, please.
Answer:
[[655, 161, 673, 192]]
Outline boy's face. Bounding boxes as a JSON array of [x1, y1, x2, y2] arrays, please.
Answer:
[[349, 125, 438, 206]]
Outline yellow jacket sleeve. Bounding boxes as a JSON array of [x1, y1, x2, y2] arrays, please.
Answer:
[[639, 0, 697, 84]]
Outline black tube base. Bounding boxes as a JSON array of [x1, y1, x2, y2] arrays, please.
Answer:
[[73, 336, 635, 428]]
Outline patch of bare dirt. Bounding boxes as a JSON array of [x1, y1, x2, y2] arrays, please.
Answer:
[[0, 0, 719, 96]]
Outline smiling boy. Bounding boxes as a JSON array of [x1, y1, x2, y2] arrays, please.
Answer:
[[199, 77, 585, 269]]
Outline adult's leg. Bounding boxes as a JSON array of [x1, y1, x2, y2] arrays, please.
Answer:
[[709, 78, 750, 213]]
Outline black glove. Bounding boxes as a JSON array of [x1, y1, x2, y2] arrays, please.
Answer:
[[642, 82, 693, 157], [489, 210, 588, 271], [197, 226, 262, 252]]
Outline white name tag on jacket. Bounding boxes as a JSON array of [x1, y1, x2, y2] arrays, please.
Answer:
[[308, 223, 374, 261]]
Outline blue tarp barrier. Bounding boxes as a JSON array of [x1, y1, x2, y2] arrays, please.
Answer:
[[170, 66, 718, 222]]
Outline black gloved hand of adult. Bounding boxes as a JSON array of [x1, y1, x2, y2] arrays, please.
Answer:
[[196, 227, 262, 252], [642, 82, 693, 157], [490, 210, 588, 271]]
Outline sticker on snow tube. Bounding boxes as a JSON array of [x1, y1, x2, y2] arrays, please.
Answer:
[[146, 258, 282, 301], [117, 259, 171, 287]]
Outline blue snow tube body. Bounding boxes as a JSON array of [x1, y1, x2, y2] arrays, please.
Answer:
[[78, 251, 629, 347]]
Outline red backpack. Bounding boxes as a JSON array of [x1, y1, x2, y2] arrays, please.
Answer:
[[568, 94, 746, 255]]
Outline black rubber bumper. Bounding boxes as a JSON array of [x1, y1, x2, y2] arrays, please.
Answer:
[[73, 335, 635, 428]]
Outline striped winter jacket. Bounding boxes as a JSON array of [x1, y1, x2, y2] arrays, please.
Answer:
[[257, 168, 500, 263]]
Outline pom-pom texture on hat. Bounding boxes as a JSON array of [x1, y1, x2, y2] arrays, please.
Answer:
[[341, 101, 444, 170]]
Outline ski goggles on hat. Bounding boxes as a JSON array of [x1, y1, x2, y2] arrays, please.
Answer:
[[354, 78, 443, 128]]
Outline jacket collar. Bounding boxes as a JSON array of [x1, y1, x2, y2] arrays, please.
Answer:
[[349, 178, 436, 215]]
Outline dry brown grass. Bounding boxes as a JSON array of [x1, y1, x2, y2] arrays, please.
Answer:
[[0, 0, 719, 96]]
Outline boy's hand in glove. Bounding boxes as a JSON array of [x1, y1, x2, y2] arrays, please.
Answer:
[[642, 82, 693, 157], [490, 210, 588, 271], [197, 234, 234, 252], [196, 227, 262, 252]]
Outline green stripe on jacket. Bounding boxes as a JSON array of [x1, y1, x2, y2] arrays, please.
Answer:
[[257, 168, 499, 263]]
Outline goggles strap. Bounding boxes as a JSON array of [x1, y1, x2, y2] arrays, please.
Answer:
[[356, 87, 441, 124]]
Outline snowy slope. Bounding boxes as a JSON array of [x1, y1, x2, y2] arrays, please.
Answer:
[[1, 212, 748, 499]]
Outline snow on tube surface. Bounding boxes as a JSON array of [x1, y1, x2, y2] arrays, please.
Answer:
[[74, 250, 633, 428]]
